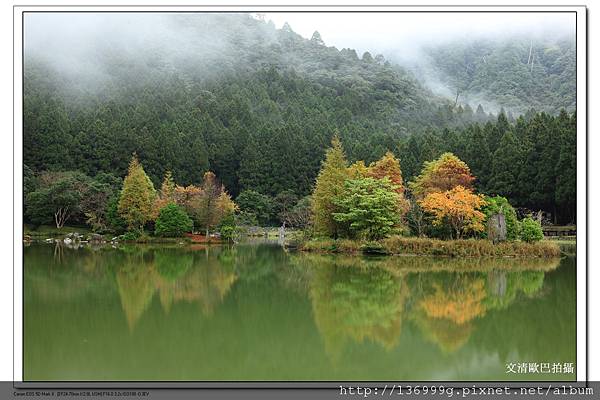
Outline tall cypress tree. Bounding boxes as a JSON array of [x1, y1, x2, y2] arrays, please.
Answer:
[[312, 134, 349, 238], [118, 154, 157, 231]]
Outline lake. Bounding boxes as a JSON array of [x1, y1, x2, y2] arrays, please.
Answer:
[[23, 242, 576, 381]]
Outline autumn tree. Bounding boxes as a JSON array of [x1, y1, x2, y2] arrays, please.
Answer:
[[193, 171, 236, 237], [348, 160, 369, 179], [173, 184, 202, 214], [312, 134, 349, 237], [154, 170, 176, 218], [118, 154, 157, 231], [367, 151, 411, 218], [410, 153, 475, 198], [419, 185, 486, 239]]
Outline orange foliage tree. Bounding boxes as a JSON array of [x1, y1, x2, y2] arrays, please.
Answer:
[[410, 152, 475, 198], [419, 185, 486, 239], [367, 151, 410, 218]]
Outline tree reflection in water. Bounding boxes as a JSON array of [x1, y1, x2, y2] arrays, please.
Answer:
[[291, 254, 559, 357], [115, 246, 237, 330]]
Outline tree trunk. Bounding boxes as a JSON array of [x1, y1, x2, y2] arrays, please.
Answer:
[[54, 207, 69, 229]]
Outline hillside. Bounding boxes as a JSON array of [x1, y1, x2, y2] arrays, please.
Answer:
[[411, 36, 575, 115], [24, 14, 492, 195]]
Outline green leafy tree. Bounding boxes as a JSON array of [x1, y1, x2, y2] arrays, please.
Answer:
[[274, 190, 299, 224], [236, 190, 274, 226], [118, 154, 157, 231], [218, 212, 237, 242], [154, 203, 193, 237], [520, 217, 544, 243], [481, 196, 520, 241], [106, 194, 127, 234], [333, 177, 402, 240], [25, 171, 92, 228]]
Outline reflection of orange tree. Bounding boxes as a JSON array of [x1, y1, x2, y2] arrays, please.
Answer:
[[309, 262, 408, 361], [413, 314, 473, 353], [412, 273, 486, 353], [419, 276, 487, 324], [412, 269, 547, 353]]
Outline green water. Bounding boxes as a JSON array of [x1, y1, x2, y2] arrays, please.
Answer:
[[24, 242, 576, 381]]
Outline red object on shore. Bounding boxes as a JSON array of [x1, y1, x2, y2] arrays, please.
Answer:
[[185, 233, 210, 243], [184, 233, 223, 243]]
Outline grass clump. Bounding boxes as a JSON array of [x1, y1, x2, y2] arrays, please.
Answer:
[[301, 236, 561, 258], [381, 236, 560, 257]]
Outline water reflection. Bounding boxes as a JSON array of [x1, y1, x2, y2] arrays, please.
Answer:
[[113, 247, 238, 329], [290, 254, 558, 357], [24, 243, 573, 381]]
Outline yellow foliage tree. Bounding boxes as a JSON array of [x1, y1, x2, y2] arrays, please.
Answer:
[[419, 185, 486, 239], [153, 170, 176, 218], [410, 152, 475, 199], [312, 134, 349, 237], [348, 160, 369, 179]]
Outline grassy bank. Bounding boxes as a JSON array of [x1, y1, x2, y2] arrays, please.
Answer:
[[299, 235, 561, 258]]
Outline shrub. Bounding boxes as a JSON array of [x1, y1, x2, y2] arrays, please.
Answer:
[[481, 196, 520, 241], [218, 213, 237, 242], [520, 217, 544, 243], [120, 230, 141, 241], [154, 203, 193, 237]]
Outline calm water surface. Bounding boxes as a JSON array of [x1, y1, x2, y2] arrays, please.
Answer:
[[24, 242, 576, 381]]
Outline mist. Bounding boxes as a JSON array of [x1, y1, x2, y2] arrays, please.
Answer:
[[266, 12, 575, 113], [24, 12, 575, 112]]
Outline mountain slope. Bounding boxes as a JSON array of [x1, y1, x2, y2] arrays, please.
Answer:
[[410, 36, 575, 114]]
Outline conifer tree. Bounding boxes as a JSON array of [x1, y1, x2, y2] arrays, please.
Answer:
[[118, 154, 157, 231], [312, 134, 349, 237]]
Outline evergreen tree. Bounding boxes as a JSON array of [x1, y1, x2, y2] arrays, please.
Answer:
[[118, 154, 157, 231], [312, 134, 349, 237]]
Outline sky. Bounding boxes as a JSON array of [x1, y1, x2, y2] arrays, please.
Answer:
[[263, 12, 575, 61], [24, 12, 575, 67]]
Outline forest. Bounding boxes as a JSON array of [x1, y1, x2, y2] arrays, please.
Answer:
[[23, 13, 576, 236]]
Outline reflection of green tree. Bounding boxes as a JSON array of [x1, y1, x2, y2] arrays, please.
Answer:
[[154, 250, 237, 316], [155, 249, 193, 281], [484, 270, 545, 310], [308, 261, 408, 360]]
